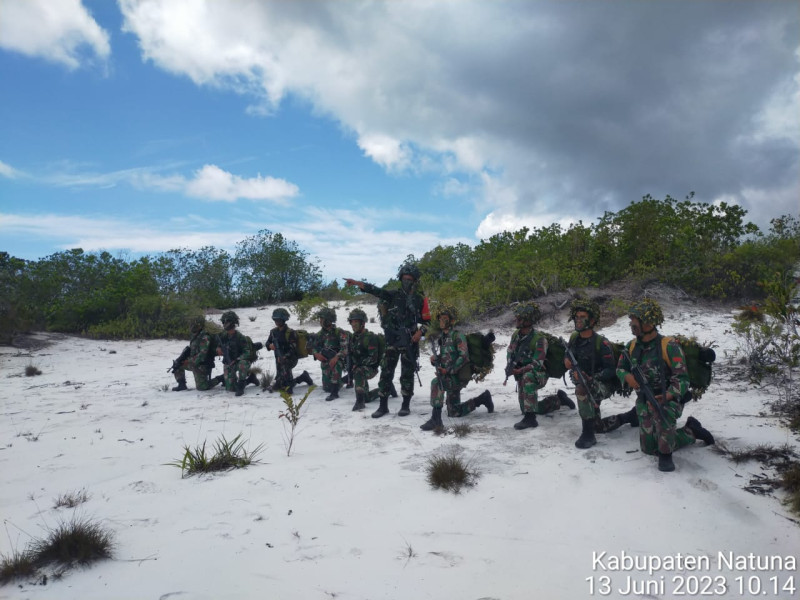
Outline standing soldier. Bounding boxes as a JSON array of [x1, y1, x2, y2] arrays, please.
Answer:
[[171, 316, 221, 392], [311, 307, 349, 401], [344, 261, 430, 419], [504, 302, 574, 430], [346, 308, 381, 412], [563, 298, 619, 449], [217, 311, 254, 397], [266, 308, 311, 394], [420, 306, 493, 432], [617, 298, 714, 472]]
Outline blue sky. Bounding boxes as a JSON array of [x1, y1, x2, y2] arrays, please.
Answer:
[[1, 1, 798, 284]]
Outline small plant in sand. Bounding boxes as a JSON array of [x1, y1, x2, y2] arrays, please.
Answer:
[[249, 315, 257, 322], [24, 363, 42, 377], [0, 516, 114, 585], [452, 422, 472, 438], [260, 370, 274, 391], [53, 489, 90, 509], [426, 447, 479, 493], [168, 433, 263, 478], [279, 387, 314, 456]]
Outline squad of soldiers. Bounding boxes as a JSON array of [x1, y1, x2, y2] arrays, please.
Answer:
[[169, 262, 715, 473]]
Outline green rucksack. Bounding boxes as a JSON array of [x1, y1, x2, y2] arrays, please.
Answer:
[[533, 331, 567, 379], [457, 331, 496, 384], [294, 329, 311, 358], [629, 334, 716, 401]]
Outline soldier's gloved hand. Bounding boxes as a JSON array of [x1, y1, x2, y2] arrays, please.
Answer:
[[512, 366, 525, 376], [624, 373, 639, 390], [314, 352, 326, 362], [430, 355, 436, 365], [411, 330, 423, 344], [330, 355, 340, 367]]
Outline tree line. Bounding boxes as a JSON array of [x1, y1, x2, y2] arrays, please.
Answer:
[[1, 195, 798, 342]]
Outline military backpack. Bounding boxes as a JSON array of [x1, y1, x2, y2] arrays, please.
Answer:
[[628, 334, 716, 400], [456, 331, 496, 384]]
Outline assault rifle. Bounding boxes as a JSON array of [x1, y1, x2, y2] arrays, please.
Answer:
[[562, 337, 597, 409], [620, 348, 668, 426], [431, 336, 444, 393], [503, 331, 533, 386], [403, 327, 422, 386], [168, 346, 191, 373]]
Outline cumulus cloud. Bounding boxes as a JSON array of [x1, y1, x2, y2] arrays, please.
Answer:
[[0, 0, 110, 69], [118, 0, 799, 233]]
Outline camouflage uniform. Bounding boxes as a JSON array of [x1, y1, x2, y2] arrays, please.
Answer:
[[617, 336, 695, 456], [568, 332, 618, 425], [173, 329, 219, 390], [431, 329, 476, 416], [312, 324, 350, 393], [267, 326, 299, 391], [507, 329, 560, 415], [218, 330, 253, 392], [360, 282, 429, 400], [349, 327, 380, 404]]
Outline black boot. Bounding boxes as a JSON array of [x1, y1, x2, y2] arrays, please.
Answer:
[[420, 407, 443, 431], [398, 395, 411, 416], [246, 372, 260, 386], [472, 390, 494, 413], [352, 393, 366, 411], [616, 406, 639, 428], [293, 370, 314, 387], [685, 416, 715, 445], [390, 382, 399, 398], [172, 378, 187, 392], [557, 389, 576, 409], [325, 386, 339, 402], [658, 452, 675, 472], [514, 413, 538, 430], [235, 381, 245, 397], [208, 375, 223, 389], [575, 419, 597, 449], [371, 396, 390, 418]]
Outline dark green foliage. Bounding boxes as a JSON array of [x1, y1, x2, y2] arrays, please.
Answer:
[[169, 433, 264, 478], [31, 517, 114, 566], [426, 448, 479, 493]]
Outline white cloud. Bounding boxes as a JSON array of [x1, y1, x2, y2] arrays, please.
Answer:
[[0, 0, 110, 69], [356, 133, 412, 171], [0, 159, 24, 179], [184, 165, 298, 202]]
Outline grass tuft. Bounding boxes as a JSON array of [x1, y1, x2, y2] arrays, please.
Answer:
[[0, 548, 37, 585], [426, 447, 479, 493], [452, 422, 472, 438], [24, 364, 42, 377], [168, 433, 263, 478], [53, 489, 90, 509], [31, 517, 114, 567], [260, 371, 274, 391]]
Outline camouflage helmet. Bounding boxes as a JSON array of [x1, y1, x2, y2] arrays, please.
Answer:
[[434, 303, 458, 323], [397, 262, 421, 281], [569, 297, 600, 322], [513, 302, 541, 324], [189, 315, 206, 333], [272, 307, 290, 321], [221, 310, 239, 326], [628, 297, 664, 327], [348, 308, 367, 323], [315, 306, 336, 323]]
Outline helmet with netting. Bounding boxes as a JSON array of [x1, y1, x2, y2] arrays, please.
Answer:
[[221, 311, 239, 326], [315, 307, 336, 323], [272, 307, 290, 321], [628, 298, 664, 327], [569, 297, 600, 323], [433, 302, 458, 324], [348, 308, 367, 323], [189, 315, 206, 333], [397, 262, 421, 281], [513, 302, 541, 324]]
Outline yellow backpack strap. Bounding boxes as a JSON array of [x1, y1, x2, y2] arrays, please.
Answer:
[[628, 339, 636, 354], [660, 336, 672, 365]]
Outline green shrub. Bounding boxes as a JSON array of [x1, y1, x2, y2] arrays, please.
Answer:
[[426, 447, 479, 493]]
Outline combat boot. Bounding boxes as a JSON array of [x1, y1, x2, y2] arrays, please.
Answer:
[[397, 395, 412, 417], [420, 407, 443, 431], [352, 392, 366, 411], [246, 372, 260, 387], [621, 406, 639, 427], [235, 381, 246, 397], [557, 389, 576, 410], [371, 396, 390, 418], [514, 413, 538, 430], [575, 419, 597, 449], [325, 385, 339, 402], [473, 390, 494, 413], [172, 378, 188, 392], [209, 375, 223, 389], [685, 416, 715, 445], [658, 452, 675, 472], [293, 370, 314, 387]]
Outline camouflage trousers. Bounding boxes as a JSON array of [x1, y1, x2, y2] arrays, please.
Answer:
[[319, 358, 343, 393], [354, 364, 379, 400], [429, 374, 473, 416], [635, 395, 696, 455], [174, 364, 218, 391], [516, 370, 552, 414], [575, 379, 616, 421], [378, 346, 416, 399], [274, 356, 298, 391], [223, 360, 251, 392]]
